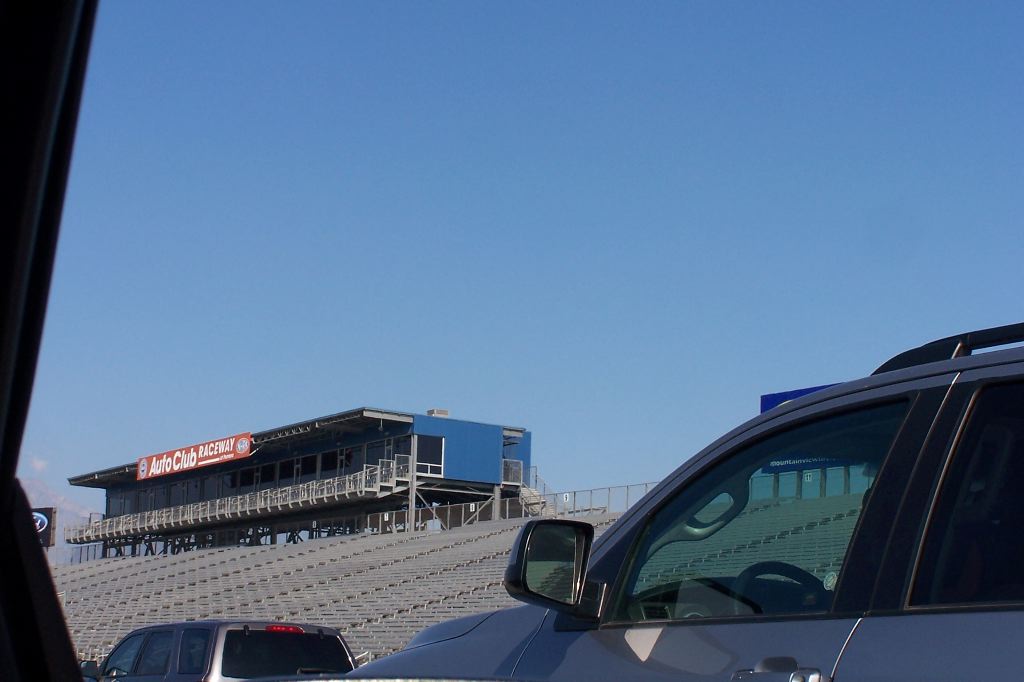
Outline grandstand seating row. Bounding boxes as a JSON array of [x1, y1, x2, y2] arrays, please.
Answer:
[[52, 515, 620, 661], [635, 493, 865, 588]]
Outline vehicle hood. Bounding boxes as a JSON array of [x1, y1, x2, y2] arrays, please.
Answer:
[[348, 606, 548, 679], [404, 610, 496, 650]]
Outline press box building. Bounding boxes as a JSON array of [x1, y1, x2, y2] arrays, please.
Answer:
[[66, 407, 532, 557]]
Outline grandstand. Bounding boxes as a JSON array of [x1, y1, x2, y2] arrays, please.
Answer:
[[52, 403, 874, 665], [51, 509, 624, 662], [64, 407, 534, 557]]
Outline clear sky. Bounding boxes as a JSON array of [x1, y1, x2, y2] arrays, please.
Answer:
[[20, 1, 1024, 512]]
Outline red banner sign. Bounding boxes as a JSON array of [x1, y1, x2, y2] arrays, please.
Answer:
[[136, 432, 252, 481]]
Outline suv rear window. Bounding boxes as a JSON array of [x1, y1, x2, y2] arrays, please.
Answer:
[[221, 630, 352, 677]]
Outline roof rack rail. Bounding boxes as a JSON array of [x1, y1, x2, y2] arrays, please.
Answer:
[[873, 322, 1024, 375]]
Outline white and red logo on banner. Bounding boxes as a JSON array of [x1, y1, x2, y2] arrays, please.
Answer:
[[136, 432, 252, 480]]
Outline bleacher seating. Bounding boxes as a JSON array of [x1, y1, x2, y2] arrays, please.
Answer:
[[51, 514, 621, 662], [635, 493, 864, 589]]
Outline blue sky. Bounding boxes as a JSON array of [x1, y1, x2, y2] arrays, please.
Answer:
[[20, 1, 1024, 511]]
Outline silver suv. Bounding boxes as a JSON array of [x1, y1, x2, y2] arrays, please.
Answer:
[[353, 323, 1024, 681], [80, 620, 356, 681]]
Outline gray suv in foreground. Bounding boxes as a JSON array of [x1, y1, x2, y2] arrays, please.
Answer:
[[353, 322, 1024, 681], [81, 620, 356, 681]]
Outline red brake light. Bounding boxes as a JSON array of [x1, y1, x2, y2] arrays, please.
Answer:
[[265, 625, 304, 634]]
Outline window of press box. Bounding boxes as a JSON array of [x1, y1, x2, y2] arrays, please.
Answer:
[[911, 382, 1024, 607], [366, 440, 387, 464], [278, 460, 296, 486], [259, 463, 277, 490], [341, 446, 360, 472], [320, 450, 339, 478], [169, 482, 184, 506], [300, 454, 317, 482], [418, 436, 443, 465], [239, 468, 256, 491], [185, 478, 201, 503], [204, 475, 219, 500], [394, 435, 412, 456]]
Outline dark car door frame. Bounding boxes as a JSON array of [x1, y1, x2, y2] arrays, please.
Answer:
[[825, 360, 1024, 682], [869, 360, 1024, 614], [0, 3, 98, 681]]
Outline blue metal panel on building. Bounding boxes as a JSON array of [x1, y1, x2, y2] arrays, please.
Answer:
[[413, 415, 505, 484], [760, 384, 837, 413]]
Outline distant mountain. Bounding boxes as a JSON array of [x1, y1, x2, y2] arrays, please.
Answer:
[[20, 477, 100, 565]]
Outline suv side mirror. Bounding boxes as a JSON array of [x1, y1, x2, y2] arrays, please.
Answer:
[[504, 519, 595, 613], [80, 660, 100, 680]]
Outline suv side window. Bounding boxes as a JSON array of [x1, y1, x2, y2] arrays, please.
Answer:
[[610, 401, 908, 622], [911, 382, 1024, 606], [103, 633, 146, 677], [135, 630, 174, 676], [178, 628, 211, 674]]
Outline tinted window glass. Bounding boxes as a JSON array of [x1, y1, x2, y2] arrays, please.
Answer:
[[394, 435, 412, 456], [612, 402, 908, 622], [221, 630, 352, 677], [912, 382, 1024, 606], [178, 628, 211, 674], [135, 630, 173, 675], [239, 468, 256, 490], [300, 455, 317, 482], [319, 451, 338, 479], [418, 436, 443, 465], [104, 633, 146, 676], [185, 478, 200, 503], [259, 463, 277, 489], [366, 440, 387, 464]]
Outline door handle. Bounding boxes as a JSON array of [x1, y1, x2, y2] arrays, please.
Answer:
[[732, 656, 830, 682]]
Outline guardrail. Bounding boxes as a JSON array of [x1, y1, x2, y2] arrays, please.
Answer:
[[65, 458, 529, 545], [534, 483, 659, 517], [524, 466, 554, 496], [365, 481, 658, 534], [65, 463, 395, 544]]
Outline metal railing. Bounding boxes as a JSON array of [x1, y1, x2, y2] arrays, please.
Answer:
[[65, 458, 529, 545], [65, 462, 397, 544], [364, 481, 658, 535], [524, 466, 554, 496], [415, 462, 443, 476], [533, 483, 658, 517]]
